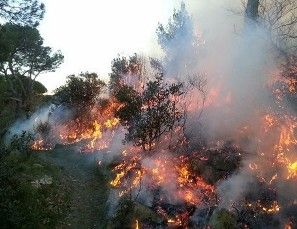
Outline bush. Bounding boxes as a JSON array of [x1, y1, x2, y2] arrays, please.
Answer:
[[9, 131, 34, 157], [209, 209, 237, 229], [0, 153, 70, 228]]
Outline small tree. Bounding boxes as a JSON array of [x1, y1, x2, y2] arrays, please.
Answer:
[[109, 53, 146, 95], [115, 74, 184, 151], [156, 2, 198, 77], [54, 72, 106, 113]]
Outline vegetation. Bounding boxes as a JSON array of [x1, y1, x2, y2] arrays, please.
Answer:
[[0, 0, 45, 26], [0, 23, 63, 117], [0, 0, 296, 228], [115, 74, 184, 150], [109, 53, 145, 95], [0, 152, 70, 228], [209, 209, 237, 229], [54, 72, 106, 111]]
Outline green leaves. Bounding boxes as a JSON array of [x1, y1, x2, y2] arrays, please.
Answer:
[[0, 23, 63, 116], [54, 73, 106, 111], [115, 74, 184, 150], [0, 23, 64, 78], [0, 0, 45, 26], [109, 53, 142, 95]]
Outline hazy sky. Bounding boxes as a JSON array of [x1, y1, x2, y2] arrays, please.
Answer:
[[38, 0, 181, 93]]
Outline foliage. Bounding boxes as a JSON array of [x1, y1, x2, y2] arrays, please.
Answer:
[[34, 120, 51, 139], [115, 84, 142, 122], [156, 2, 193, 53], [9, 131, 34, 157], [0, 0, 45, 26], [209, 209, 237, 229], [190, 143, 242, 184], [0, 76, 13, 133], [0, 153, 70, 228], [245, 0, 259, 21], [54, 72, 106, 112], [0, 23, 64, 78], [115, 74, 184, 150], [282, 55, 297, 81], [109, 53, 144, 95], [156, 2, 197, 77], [111, 197, 135, 229], [0, 23, 63, 115]]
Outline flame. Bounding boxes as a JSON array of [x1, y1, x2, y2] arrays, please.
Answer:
[[31, 139, 53, 151], [135, 219, 140, 229], [284, 222, 293, 229], [247, 201, 280, 214], [31, 101, 122, 152], [287, 161, 297, 180]]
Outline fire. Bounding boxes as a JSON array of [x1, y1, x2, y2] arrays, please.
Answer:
[[109, 149, 215, 211], [284, 222, 293, 229], [287, 161, 297, 180], [110, 160, 139, 187], [135, 219, 140, 229], [104, 118, 119, 128], [264, 114, 276, 131], [31, 101, 122, 152], [27, 53, 297, 227], [276, 121, 297, 152], [167, 218, 182, 226], [247, 201, 280, 214], [31, 139, 52, 151]]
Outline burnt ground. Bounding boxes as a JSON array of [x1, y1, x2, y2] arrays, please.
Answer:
[[38, 145, 109, 229]]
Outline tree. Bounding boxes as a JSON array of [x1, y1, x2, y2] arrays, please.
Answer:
[[115, 74, 184, 151], [156, 2, 198, 77], [0, 0, 45, 26], [258, 0, 297, 55], [242, 0, 297, 55], [109, 53, 146, 95], [245, 0, 260, 22], [54, 72, 106, 114], [0, 23, 63, 115]]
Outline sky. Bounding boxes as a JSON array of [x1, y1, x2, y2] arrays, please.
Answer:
[[38, 0, 180, 93]]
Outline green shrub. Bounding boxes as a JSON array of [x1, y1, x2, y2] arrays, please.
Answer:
[[209, 209, 237, 229], [9, 131, 34, 157], [0, 153, 70, 228]]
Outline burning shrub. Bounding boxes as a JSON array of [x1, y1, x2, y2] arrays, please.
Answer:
[[190, 143, 242, 184], [31, 121, 53, 151], [109, 53, 145, 96], [115, 74, 185, 151]]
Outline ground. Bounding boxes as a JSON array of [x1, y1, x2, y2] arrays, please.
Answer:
[[0, 144, 110, 229], [38, 145, 110, 228]]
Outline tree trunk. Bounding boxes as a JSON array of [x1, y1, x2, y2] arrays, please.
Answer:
[[245, 0, 259, 22]]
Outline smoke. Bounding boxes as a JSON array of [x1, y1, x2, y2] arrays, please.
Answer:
[[5, 0, 296, 226], [156, 0, 296, 224], [161, 1, 277, 140], [217, 161, 255, 209], [5, 105, 54, 142]]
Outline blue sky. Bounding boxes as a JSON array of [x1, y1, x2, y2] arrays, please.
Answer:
[[38, 0, 180, 93]]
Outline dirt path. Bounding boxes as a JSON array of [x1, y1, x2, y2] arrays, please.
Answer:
[[39, 145, 109, 229]]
